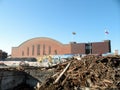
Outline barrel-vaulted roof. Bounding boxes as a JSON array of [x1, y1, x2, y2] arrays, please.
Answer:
[[18, 37, 64, 47]]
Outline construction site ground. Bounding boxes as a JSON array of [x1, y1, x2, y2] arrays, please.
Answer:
[[0, 55, 120, 90]]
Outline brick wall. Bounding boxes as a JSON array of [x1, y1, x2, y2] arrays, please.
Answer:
[[12, 37, 71, 58], [92, 40, 111, 54], [11, 37, 111, 58], [71, 43, 85, 54]]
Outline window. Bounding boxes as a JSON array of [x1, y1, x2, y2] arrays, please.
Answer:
[[54, 50, 57, 55], [22, 51, 24, 56], [85, 43, 92, 54], [49, 46, 51, 54], [85, 43, 92, 49], [32, 45, 34, 55], [27, 47, 29, 56], [43, 44, 45, 55], [37, 44, 40, 55]]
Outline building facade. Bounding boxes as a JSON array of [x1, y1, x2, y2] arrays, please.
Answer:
[[11, 37, 111, 58]]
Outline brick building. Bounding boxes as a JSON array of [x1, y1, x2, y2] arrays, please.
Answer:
[[0, 50, 8, 59], [11, 37, 111, 58]]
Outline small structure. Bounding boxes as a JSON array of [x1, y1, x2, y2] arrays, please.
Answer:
[[114, 50, 119, 55], [0, 50, 8, 60]]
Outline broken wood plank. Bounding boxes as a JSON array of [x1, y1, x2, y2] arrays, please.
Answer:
[[54, 61, 72, 84]]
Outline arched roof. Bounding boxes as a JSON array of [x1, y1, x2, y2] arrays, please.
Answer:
[[18, 37, 64, 47]]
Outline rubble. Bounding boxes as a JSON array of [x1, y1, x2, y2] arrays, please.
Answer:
[[39, 55, 120, 90]]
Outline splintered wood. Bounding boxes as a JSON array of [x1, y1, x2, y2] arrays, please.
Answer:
[[39, 55, 120, 90]]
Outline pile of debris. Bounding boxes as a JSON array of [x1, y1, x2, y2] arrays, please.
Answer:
[[39, 55, 120, 90]]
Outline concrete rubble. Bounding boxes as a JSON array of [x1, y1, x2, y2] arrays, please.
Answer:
[[39, 55, 120, 90]]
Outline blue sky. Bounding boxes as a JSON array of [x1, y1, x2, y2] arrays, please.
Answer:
[[0, 0, 120, 54]]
